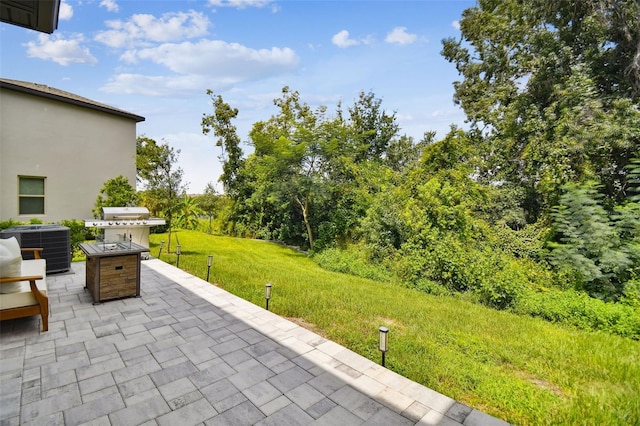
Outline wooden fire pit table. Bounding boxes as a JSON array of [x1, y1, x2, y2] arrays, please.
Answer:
[[79, 241, 147, 304]]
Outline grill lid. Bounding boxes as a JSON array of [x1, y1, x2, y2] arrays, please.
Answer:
[[101, 207, 150, 220]]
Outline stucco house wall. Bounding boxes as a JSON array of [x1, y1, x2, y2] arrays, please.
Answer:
[[0, 79, 144, 223]]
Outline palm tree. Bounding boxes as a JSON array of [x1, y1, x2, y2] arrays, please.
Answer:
[[176, 195, 204, 230]]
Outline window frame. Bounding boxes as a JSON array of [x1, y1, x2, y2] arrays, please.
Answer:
[[18, 176, 46, 216]]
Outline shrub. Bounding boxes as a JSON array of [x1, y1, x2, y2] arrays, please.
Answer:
[[513, 288, 640, 339], [476, 271, 522, 310], [425, 236, 482, 292], [383, 231, 556, 311], [491, 220, 550, 261], [313, 246, 392, 282], [390, 239, 434, 285], [0, 219, 22, 231], [408, 278, 451, 296], [474, 256, 554, 310], [58, 219, 91, 257], [621, 278, 640, 307]]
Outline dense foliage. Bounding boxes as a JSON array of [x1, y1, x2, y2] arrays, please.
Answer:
[[175, 194, 204, 230], [195, 0, 639, 335], [442, 0, 640, 217], [439, 0, 640, 303], [92, 174, 138, 218]]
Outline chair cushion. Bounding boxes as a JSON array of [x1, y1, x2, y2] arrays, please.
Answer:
[[0, 237, 23, 293], [0, 259, 47, 309]]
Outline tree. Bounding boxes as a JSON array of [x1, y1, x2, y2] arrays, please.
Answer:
[[549, 182, 636, 300], [385, 132, 432, 173], [441, 0, 640, 221], [137, 136, 166, 184], [247, 87, 330, 250], [197, 182, 220, 234], [176, 195, 204, 230], [201, 91, 245, 197], [347, 90, 400, 163], [202, 86, 407, 250], [136, 136, 187, 252], [93, 175, 138, 218]]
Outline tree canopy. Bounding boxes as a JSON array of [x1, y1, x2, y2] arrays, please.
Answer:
[[201, 90, 245, 198], [93, 175, 138, 218], [441, 0, 640, 219], [197, 0, 639, 308]]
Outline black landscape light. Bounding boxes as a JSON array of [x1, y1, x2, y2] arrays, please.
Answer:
[[265, 283, 272, 310], [158, 241, 165, 259], [176, 244, 181, 268], [206, 255, 213, 282], [379, 326, 389, 367]]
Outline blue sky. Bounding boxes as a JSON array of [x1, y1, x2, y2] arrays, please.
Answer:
[[1, 0, 474, 193]]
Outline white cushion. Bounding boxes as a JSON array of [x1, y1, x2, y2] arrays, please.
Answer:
[[0, 259, 47, 309], [0, 237, 23, 293]]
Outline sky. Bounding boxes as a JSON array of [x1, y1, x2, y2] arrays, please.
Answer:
[[0, 0, 475, 194]]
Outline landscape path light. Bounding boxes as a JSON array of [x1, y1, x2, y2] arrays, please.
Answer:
[[265, 283, 272, 310], [158, 241, 165, 259], [379, 326, 389, 367], [176, 244, 181, 268], [206, 255, 213, 282]]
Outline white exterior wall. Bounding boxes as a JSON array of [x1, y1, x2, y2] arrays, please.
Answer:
[[0, 88, 138, 222]]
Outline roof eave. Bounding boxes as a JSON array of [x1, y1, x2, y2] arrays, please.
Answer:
[[0, 0, 61, 34], [0, 80, 146, 123]]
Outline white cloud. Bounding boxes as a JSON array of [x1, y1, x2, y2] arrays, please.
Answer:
[[331, 30, 359, 48], [100, 0, 119, 13], [385, 27, 417, 45], [25, 34, 97, 66], [452, 20, 461, 30], [101, 74, 208, 96], [361, 35, 375, 46], [208, 0, 273, 9], [133, 40, 298, 77], [103, 40, 298, 96], [59, 1, 73, 20], [95, 10, 210, 48], [119, 49, 138, 63]]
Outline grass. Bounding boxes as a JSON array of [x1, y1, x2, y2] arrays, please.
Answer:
[[151, 230, 640, 425]]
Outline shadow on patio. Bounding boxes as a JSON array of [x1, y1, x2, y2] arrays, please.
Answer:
[[0, 259, 509, 425]]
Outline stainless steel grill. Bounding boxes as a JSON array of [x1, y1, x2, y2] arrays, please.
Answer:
[[85, 207, 165, 256], [87, 207, 165, 228]]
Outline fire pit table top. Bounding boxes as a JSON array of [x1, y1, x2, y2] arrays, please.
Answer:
[[79, 241, 148, 257]]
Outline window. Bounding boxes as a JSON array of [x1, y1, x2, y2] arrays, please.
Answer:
[[19, 176, 45, 215]]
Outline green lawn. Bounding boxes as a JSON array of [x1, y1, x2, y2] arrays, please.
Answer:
[[151, 230, 640, 425]]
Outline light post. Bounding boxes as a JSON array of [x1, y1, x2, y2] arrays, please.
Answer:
[[206, 255, 213, 282], [265, 283, 272, 310], [379, 326, 389, 367], [158, 241, 165, 259], [176, 244, 181, 268]]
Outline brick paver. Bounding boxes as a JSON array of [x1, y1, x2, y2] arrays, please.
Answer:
[[0, 259, 511, 425]]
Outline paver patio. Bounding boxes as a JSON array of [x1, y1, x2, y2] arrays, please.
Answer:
[[0, 258, 510, 425]]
